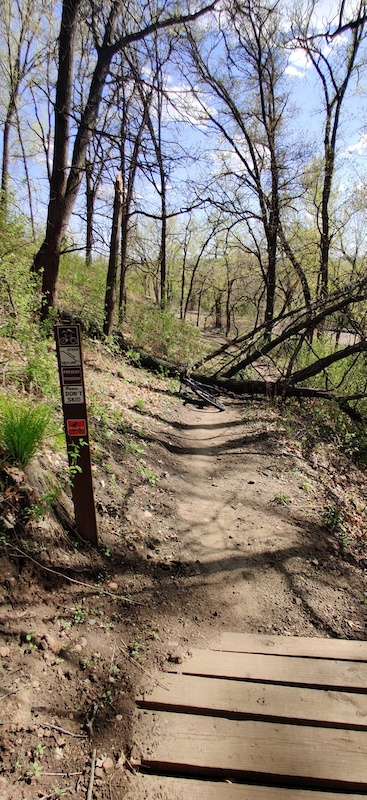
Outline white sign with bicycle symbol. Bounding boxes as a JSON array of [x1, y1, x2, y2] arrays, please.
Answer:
[[57, 326, 82, 366], [57, 326, 80, 347]]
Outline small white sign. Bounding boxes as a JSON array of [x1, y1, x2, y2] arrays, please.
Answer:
[[63, 385, 84, 405], [59, 347, 81, 366]]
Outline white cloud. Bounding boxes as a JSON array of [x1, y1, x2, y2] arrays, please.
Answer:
[[285, 47, 309, 78], [346, 133, 367, 156], [164, 81, 216, 127]]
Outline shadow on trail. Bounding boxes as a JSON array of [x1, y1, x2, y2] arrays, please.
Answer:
[[120, 408, 275, 458]]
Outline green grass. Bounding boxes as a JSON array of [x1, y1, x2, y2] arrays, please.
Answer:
[[0, 395, 52, 466], [127, 301, 205, 365]]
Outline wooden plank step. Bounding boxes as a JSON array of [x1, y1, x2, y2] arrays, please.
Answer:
[[138, 673, 367, 729], [172, 649, 367, 691], [215, 633, 367, 661], [124, 774, 367, 800], [136, 711, 367, 791]]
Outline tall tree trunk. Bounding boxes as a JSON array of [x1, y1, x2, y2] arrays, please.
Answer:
[[264, 142, 279, 339], [1, 103, 14, 211], [160, 179, 167, 308], [118, 79, 151, 324], [215, 294, 222, 329], [119, 210, 129, 324], [32, 0, 82, 314], [103, 174, 123, 336], [15, 105, 36, 240], [226, 278, 234, 337], [85, 160, 94, 266]]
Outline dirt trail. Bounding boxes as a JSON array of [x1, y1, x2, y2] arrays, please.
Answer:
[[159, 397, 366, 642]]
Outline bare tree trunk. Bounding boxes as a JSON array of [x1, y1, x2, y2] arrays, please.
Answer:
[[32, 0, 82, 314], [14, 106, 36, 239], [103, 174, 123, 337], [119, 209, 129, 324], [1, 98, 15, 212], [215, 294, 222, 329], [160, 184, 167, 308], [85, 160, 94, 266]]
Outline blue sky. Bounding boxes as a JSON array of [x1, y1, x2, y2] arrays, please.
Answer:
[[3, 0, 367, 250]]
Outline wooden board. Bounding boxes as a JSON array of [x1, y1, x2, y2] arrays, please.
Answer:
[[215, 632, 367, 661], [132, 634, 367, 797], [138, 673, 367, 728], [137, 710, 367, 791], [172, 649, 367, 691], [125, 774, 367, 800]]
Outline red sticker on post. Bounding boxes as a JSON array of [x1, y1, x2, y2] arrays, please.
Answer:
[[67, 419, 87, 437]]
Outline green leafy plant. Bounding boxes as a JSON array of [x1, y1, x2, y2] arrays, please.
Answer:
[[25, 632, 37, 650], [126, 348, 141, 367], [67, 438, 87, 483], [125, 438, 146, 456], [24, 339, 59, 397], [73, 604, 88, 624], [323, 503, 341, 532], [28, 759, 42, 778], [272, 492, 290, 506], [58, 251, 106, 331], [322, 503, 350, 551], [0, 395, 52, 466], [134, 398, 146, 412], [30, 489, 59, 521], [130, 639, 147, 662], [137, 465, 158, 485]]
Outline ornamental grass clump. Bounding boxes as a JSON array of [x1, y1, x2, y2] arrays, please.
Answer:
[[0, 396, 51, 467]]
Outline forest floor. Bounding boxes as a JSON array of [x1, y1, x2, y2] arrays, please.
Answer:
[[0, 339, 367, 799]]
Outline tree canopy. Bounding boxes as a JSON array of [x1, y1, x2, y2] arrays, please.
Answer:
[[1, 0, 367, 413]]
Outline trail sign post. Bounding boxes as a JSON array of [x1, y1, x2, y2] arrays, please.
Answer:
[[55, 324, 98, 545]]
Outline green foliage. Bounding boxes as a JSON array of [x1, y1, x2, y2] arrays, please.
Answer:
[[283, 334, 365, 396], [323, 503, 342, 532], [28, 759, 42, 778], [58, 252, 106, 331], [137, 465, 158, 485], [126, 347, 142, 367], [25, 632, 37, 650], [73, 604, 88, 624], [0, 395, 51, 466], [67, 439, 87, 483], [134, 398, 146, 412], [23, 337, 58, 397], [0, 207, 59, 396], [272, 492, 290, 506], [127, 302, 204, 365], [0, 208, 37, 338], [125, 437, 146, 456], [322, 503, 350, 551], [30, 490, 59, 521]]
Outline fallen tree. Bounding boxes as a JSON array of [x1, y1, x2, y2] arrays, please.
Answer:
[[193, 275, 367, 379], [186, 277, 367, 422]]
